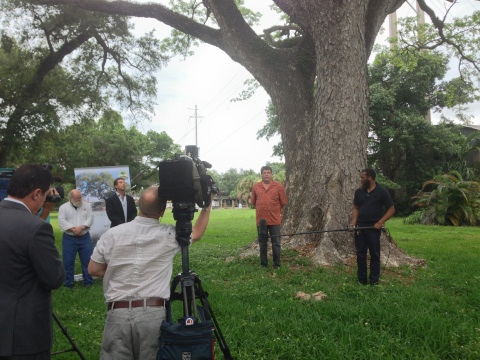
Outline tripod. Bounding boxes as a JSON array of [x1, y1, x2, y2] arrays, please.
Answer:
[[52, 311, 86, 359], [164, 205, 234, 360]]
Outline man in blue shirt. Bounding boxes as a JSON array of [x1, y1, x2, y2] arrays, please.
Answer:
[[350, 169, 395, 285]]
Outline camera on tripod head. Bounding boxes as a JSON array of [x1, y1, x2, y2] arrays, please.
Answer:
[[158, 145, 218, 244]]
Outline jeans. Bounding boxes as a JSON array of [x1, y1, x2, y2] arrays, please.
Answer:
[[354, 228, 381, 284], [257, 224, 281, 267], [62, 233, 94, 287], [100, 307, 166, 360]]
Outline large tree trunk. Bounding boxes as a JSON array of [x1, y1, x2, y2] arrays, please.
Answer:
[[264, 1, 422, 268], [271, 2, 369, 264]]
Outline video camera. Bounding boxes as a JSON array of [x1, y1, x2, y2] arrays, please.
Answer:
[[158, 145, 218, 245], [41, 164, 65, 203]]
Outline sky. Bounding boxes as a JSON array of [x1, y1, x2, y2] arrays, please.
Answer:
[[130, 0, 480, 174]]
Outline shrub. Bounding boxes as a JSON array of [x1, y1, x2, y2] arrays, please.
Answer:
[[405, 171, 480, 226]]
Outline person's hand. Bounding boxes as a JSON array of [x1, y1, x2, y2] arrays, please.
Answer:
[[348, 224, 355, 233], [50, 187, 59, 197], [373, 221, 383, 230], [71, 226, 84, 235]]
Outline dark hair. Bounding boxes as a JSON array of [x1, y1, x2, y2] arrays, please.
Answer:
[[113, 177, 124, 187], [361, 168, 376, 180], [261, 166, 273, 174], [7, 164, 52, 198]]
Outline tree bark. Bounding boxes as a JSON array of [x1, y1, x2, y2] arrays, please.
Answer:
[[275, 2, 370, 264]]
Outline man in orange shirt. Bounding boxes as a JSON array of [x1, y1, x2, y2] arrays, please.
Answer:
[[251, 166, 287, 269]]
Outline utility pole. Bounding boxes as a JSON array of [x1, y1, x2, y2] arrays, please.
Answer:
[[389, 11, 398, 49], [189, 105, 203, 147], [194, 105, 198, 146]]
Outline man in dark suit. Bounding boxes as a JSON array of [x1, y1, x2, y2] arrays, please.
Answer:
[[0, 164, 65, 360], [105, 177, 137, 228]]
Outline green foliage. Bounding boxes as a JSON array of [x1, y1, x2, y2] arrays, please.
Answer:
[[368, 46, 477, 201], [375, 173, 401, 190], [0, 1, 168, 166], [396, 14, 480, 94], [75, 171, 115, 200], [256, 101, 283, 158], [234, 173, 259, 204], [231, 78, 261, 102], [10, 110, 180, 187], [215, 168, 256, 198], [406, 171, 480, 226]]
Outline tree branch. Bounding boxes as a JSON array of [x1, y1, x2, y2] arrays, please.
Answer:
[[262, 25, 303, 48], [29, 0, 224, 48], [92, 30, 135, 106], [417, 0, 480, 73]]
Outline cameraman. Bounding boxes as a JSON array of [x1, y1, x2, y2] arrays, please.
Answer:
[[88, 186, 213, 360], [0, 164, 65, 359]]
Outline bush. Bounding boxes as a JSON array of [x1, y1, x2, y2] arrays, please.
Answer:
[[405, 171, 480, 226]]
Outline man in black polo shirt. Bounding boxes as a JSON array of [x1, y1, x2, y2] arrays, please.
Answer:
[[350, 168, 395, 285]]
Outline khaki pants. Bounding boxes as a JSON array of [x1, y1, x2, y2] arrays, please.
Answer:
[[100, 306, 166, 360]]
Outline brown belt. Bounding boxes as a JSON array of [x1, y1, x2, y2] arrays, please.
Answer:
[[107, 298, 166, 311]]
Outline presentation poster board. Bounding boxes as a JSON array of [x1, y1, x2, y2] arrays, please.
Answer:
[[74, 166, 132, 244]]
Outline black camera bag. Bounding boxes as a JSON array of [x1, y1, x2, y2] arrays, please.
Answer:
[[157, 320, 214, 360]]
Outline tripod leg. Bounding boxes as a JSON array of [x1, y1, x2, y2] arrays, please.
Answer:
[[193, 276, 234, 360], [52, 312, 86, 360]]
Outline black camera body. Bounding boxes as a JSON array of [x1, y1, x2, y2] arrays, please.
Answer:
[[46, 186, 64, 203], [158, 145, 217, 210], [158, 146, 218, 246]]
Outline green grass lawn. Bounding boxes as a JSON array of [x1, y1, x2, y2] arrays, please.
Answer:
[[50, 210, 480, 359]]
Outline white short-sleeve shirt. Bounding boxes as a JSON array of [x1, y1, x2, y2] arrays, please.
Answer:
[[91, 216, 181, 302]]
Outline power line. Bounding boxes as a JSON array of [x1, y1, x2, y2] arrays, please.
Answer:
[[200, 70, 243, 109], [174, 114, 197, 144], [203, 82, 247, 117], [202, 110, 265, 156], [465, 0, 480, 12]]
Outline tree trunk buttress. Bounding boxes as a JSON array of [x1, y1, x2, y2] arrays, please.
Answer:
[[278, 2, 370, 265]]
